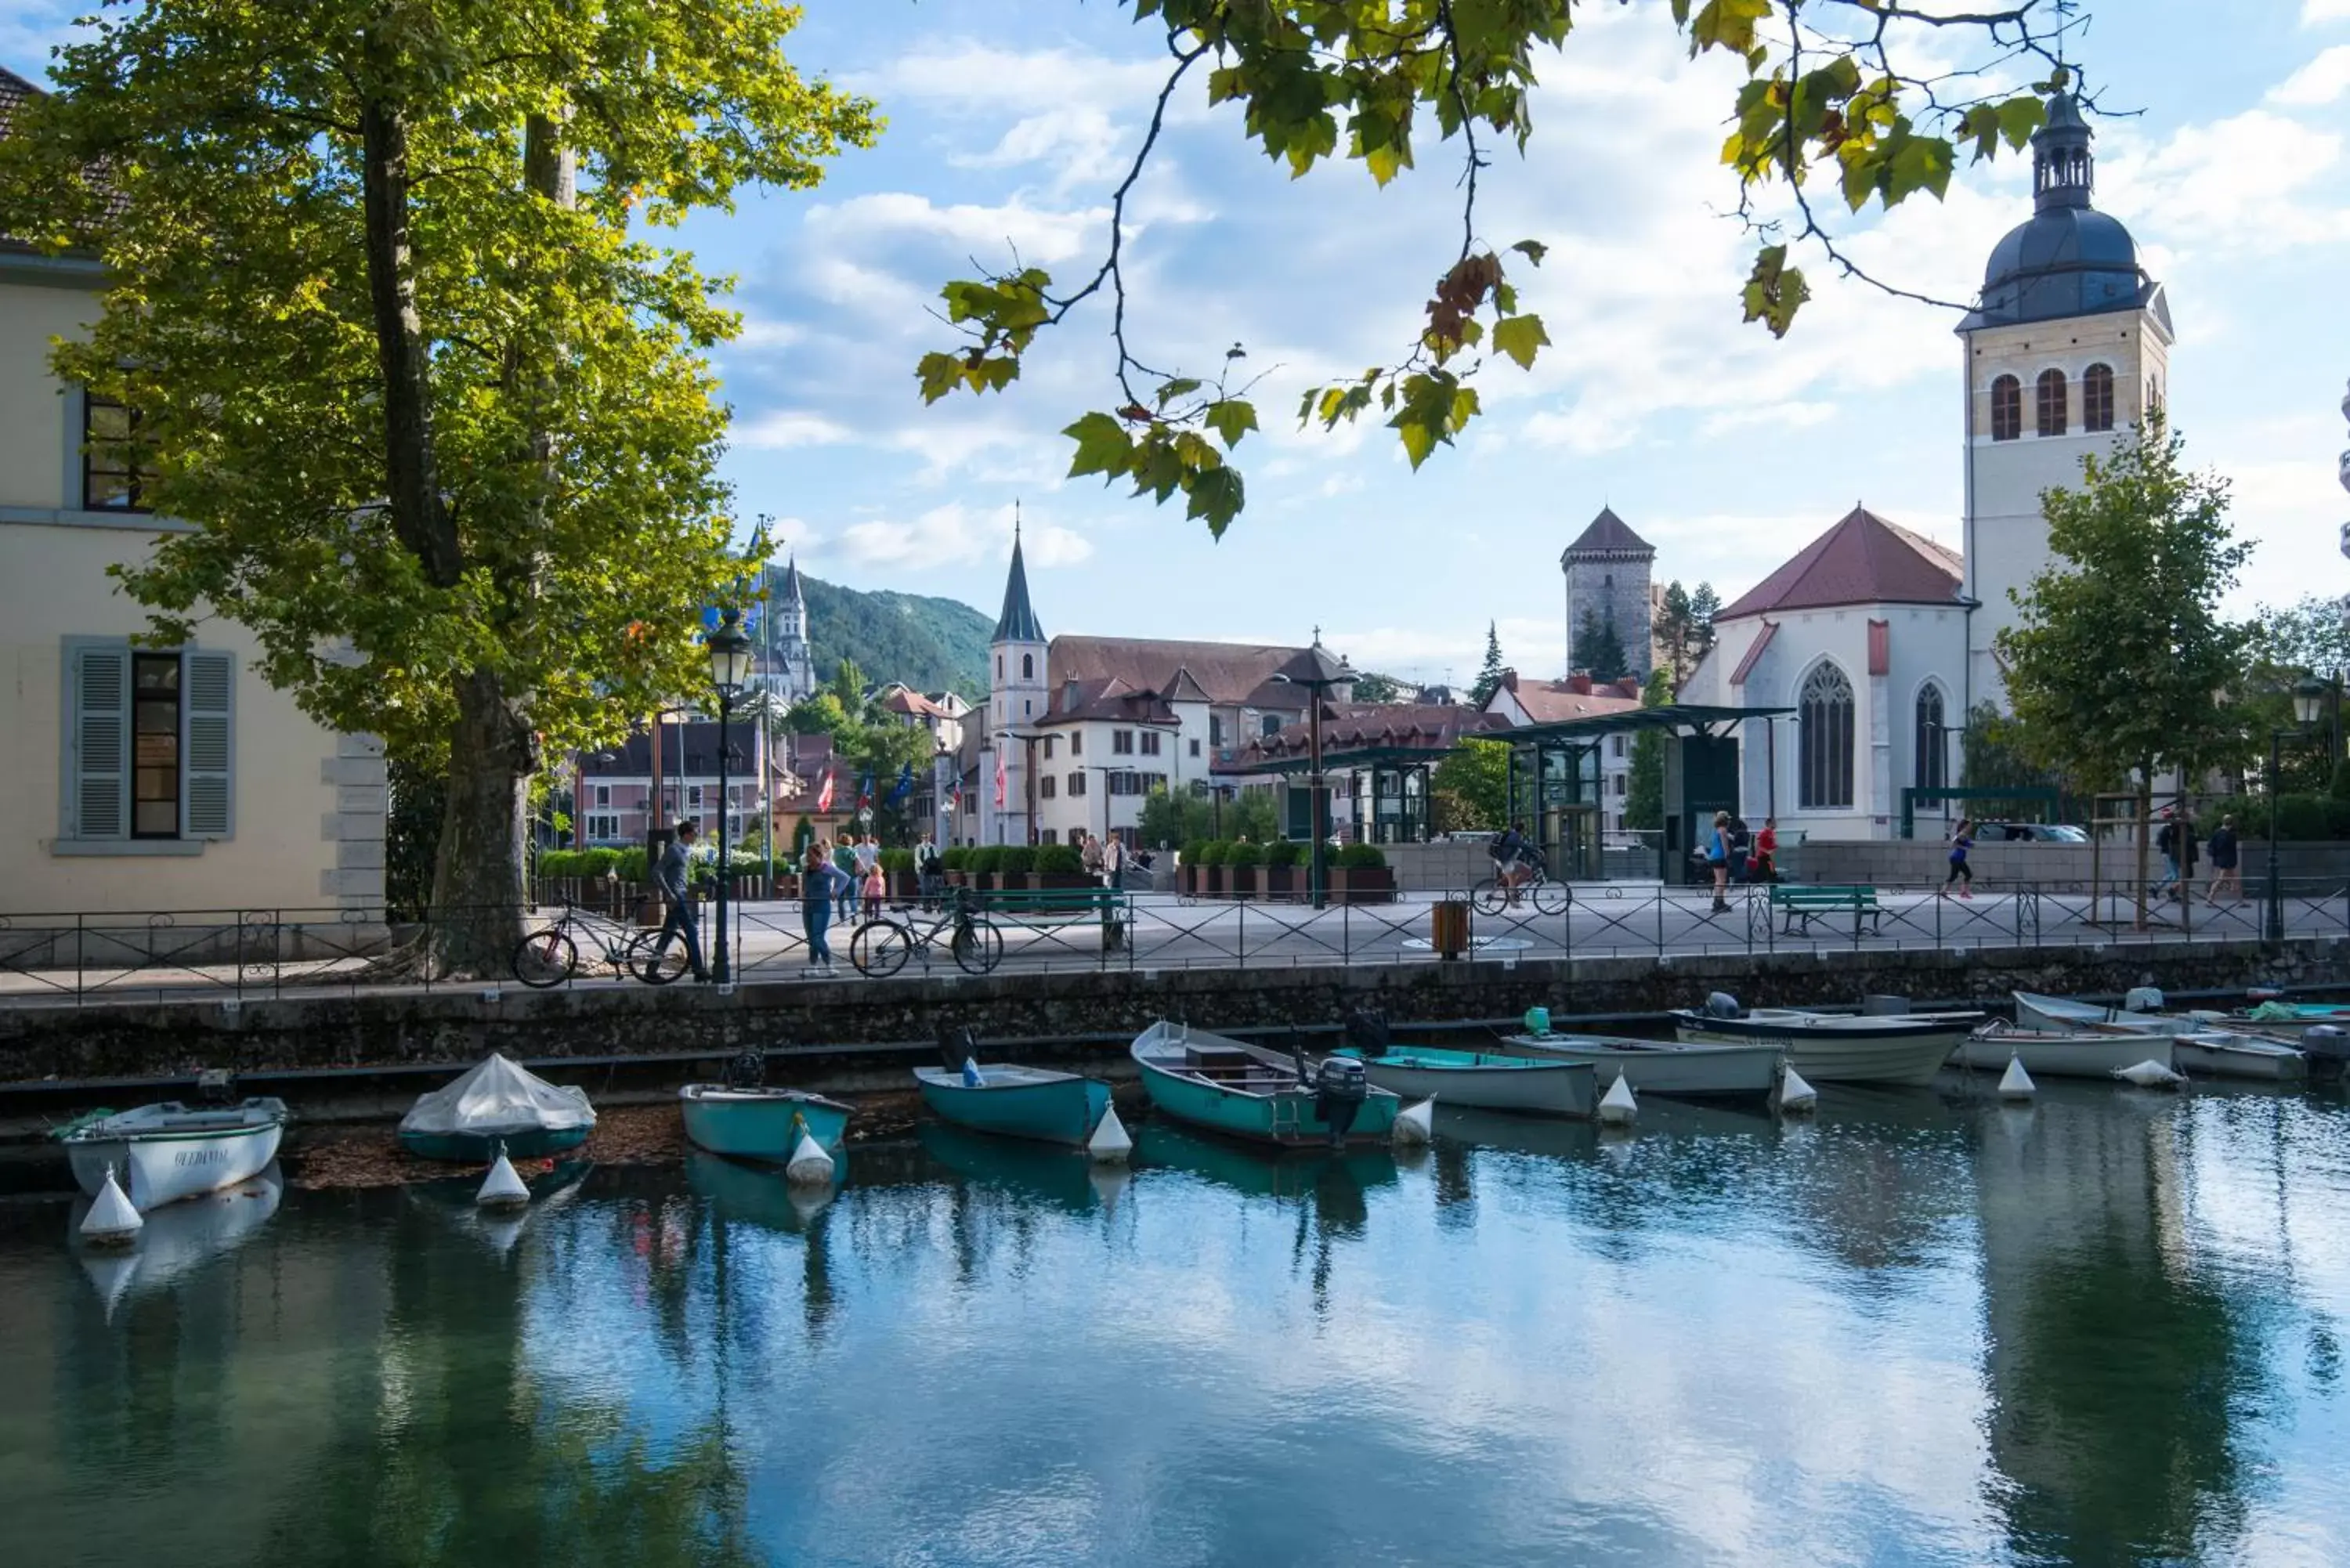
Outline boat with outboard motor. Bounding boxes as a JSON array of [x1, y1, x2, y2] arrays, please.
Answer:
[[58, 1097, 288, 1212], [913, 1024, 1114, 1147], [681, 1049, 853, 1161], [2010, 992, 2308, 1079], [1330, 1009, 1596, 1117], [1670, 995, 1975, 1086], [1132, 1021, 1399, 1148]]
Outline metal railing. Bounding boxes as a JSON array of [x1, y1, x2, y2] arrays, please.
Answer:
[[3, 876, 2346, 1006]]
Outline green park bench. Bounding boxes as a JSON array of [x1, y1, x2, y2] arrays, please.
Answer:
[[1769, 883, 1883, 938], [970, 887, 1133, 950]]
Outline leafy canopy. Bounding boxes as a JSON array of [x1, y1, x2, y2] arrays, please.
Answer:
[[916, 0, 2078, 537]]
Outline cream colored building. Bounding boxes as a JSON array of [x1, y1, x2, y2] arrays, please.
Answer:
[[0, 88, 379, 919]]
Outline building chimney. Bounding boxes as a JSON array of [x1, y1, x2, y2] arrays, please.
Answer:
[[1567, 673, 1593, 695], [1500, 667, 1518, 693]]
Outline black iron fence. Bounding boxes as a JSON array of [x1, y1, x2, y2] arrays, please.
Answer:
[[3, 877, 2346, 1006]]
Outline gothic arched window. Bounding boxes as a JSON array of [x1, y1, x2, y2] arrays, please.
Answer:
[[1914, 683, 1949, 792], [2082, 363, 2115, 432], [1799, 662, 1855, 811], [1021, 653, 1034, 680], [1990, 375, 2021, 442], [2036, 368, 2068, 437]]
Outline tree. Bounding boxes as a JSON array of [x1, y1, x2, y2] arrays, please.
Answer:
[[1470, 622, 1507, 707], [830, 657, 873, 722], [0, 0, 874, 970], [1959, 703, 2074, 820], [1654, 581, 1719, 686], [1571, 609, 1629, 682], [1432, 737, 1511, 835], [1347, 670, 1406, 705], [783, 692, 851, 738], [1996, 418, 2253, 927], [920, 4, 2084, 534], [1624, 668, 1672, 831], [1687, 584, 1723, 670]]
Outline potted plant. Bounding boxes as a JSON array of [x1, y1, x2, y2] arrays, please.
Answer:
[[1180, 838, 1210, 898], [1224, 839, 1264, 901], [1330, 842, 1394, 904], [967, 844, 1003, 893], [880, 847, 916, 899], [995, 845, 1035, 898], [1033, 841, 1090, 889], [1262, 839, 1303, 901], [1195, 839, 1229, 898], [941, 844, 971, 887]]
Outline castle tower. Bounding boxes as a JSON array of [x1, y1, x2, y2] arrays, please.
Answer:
[[1560, 508, 1655, 681], [771, 555, 817, 703], [1960, 91, 2174, 709], [982, 520, 1048, 844]]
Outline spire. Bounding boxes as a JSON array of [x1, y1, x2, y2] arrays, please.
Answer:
[[779, 553, 804, 606], [992, 512, 1045, 644], [2031, 91, 2094, 213]]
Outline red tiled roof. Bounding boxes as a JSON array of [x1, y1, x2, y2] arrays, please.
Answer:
[[880, 686, 953, 719], [1050, 636, 1314, 710], [1039, 675, 1180, 728], [1717, 507, 1962, 620], [1501, 680, 1643, 724], [1728, 622, 1778, 686], [1223, 703, 1510, 771]]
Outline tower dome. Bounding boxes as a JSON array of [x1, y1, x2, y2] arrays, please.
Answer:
[[1958, 92, 2165, 333]]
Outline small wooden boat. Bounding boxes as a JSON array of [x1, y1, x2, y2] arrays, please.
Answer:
[[914, 1064, 1112, 1147], [2170, 1031, 2308, 1082], [1334, 1042, 1597, 1118], [58, 1099, 287, 1212], [2012, 992, 2192, 1037], [1133, 1021, 1399, 1148], [1954, 1022, 2172, 1078], [680, 1083, 854, 1160], [1670, 1005, 1976, 1086], [399, 1053, 595, 1162], [1493, 1033, 1781, 1100]]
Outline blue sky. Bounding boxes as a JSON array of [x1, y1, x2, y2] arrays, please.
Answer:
[[9, 2, 2348, 688]]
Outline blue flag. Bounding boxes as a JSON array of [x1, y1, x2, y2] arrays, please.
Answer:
[[887, 762, 915, 806]]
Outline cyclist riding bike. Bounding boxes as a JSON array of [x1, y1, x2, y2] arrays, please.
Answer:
[[1489, 820, 1543, 904]]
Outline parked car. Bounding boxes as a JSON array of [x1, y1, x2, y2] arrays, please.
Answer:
[[1970, 821, 2089, 844]]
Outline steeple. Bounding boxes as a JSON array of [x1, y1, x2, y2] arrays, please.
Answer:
[[779, 554, 805, 607], [2031, 92, 2094, 213], [992, 511, 1046, 644]]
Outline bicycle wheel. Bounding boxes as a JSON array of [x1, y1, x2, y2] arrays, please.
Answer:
[[511, 929, 578, 988], [951, 917, 1004, 975], [1471, 880, 1510, 918], [628, 934, 691, 986], [1532, 879, 1573, 916], [850, 920, 913, 977]]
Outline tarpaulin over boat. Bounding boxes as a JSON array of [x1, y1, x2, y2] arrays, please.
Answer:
[[399, 1054, 595, 1142]]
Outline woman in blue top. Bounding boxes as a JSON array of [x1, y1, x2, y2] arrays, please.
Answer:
[[1942, 818, 1975, 900], [1706, 811, 1732, 914]]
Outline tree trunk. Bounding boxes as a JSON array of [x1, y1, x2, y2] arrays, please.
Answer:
[[431, 668, 537, 971]]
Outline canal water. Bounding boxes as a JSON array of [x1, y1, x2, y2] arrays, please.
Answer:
[[4, 1081, 2348, 1566]]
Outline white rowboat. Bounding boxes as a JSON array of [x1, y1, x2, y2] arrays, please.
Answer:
[[59, 1100, 287, 1212], [2171, 1031, 2308, 1082], [1669, 1007, 1977, 1086], [1492, 1034, 1782, 1100], [1954, 1024, 2172, 1078]]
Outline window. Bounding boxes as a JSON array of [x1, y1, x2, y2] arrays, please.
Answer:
[[1799, 662, 1855, 811], [1611, 736, 1625, 758], [1140, 731, 1161, 756], [996, 656, 1003, 680], [1914, 684, 1949, 792], [83, 394, 158, 512], [1112, 729, 1134, 755], [1071, 733, 1083, 757], [1043, 735, 1057, 759], [1039, 829, 1057, 845], [2082, 363, 2115, 432], [1189, 739, 1202, 758], [1021, 653, 1034, 680], [593, 784, 610, 807], [1022, 699, 1031, 717], [1040, 775, 1058, 799], [687, 784, 703, 808], [1068, 771, 1088, 797], [2036, 368, 2067, 437], [1261, 714, 1280, 737], [1209, 716, 1224, 745], [1611, 774, 1625, 798], [62, 641, 234, 846], [585, 813, 620, 842], [1990, 374, 2021, 442]]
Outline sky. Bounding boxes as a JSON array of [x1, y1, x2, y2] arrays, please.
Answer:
[[8, 2, 2349, 690]]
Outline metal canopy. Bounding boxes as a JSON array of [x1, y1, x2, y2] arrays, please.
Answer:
[[1499, 703, 1794, 745], [1218, 744, 1447, 777]]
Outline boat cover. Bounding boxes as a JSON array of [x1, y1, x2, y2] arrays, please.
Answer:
[[400, 1054, 595, 1140]]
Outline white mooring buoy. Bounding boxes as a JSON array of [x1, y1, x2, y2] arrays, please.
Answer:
[[477, 1149, 531, 1209], [1998, 1056, 2037, 1100], [1777, 1064, 1819, 1115], [1391, 1097, 1435, 1147], [80, 1168, 143, 1248], [785, 1127, 837, 1187], [1087, 1104, 1134, 1165], [1598, 1073, 1639, 1127], [2113, 1058, 2186, 1089]]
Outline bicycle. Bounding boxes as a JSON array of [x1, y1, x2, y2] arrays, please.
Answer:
[[1473, 858, 1572, 917], [849, 888, 1003, 977], [511, 898, 694, 988]]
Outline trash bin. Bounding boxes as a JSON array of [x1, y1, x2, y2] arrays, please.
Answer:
[[1431, 898, 1471, 961]]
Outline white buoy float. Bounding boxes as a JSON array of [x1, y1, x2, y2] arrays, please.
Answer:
[[477, 1148, 531, 1209], [1597, 1073, 1638, 1126], [1777, 1064, 1818, 1115], [1087, 1104, 1133, 1165], [1998, 1056, 2037, 1100], [1391, 1096, 1435, 1147], [2113, 1058, 2186, 1089], [785, 1123, 837, 1187], [80, 1168, 143, 1248]]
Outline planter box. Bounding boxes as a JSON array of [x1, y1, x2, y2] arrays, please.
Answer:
[[1225, 866, 1259, 901], [1262, 865, 1299, 901], [1330, 866, 1396, 905], [1032, 872, 1096, 891]]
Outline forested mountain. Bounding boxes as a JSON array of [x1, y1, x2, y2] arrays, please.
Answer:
[[766, 565, 992, 699]]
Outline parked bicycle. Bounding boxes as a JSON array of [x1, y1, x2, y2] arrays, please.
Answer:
[[511, 899, 692, 987], [1473, 857, 1573, 917], [849, 888, 1003, 977]]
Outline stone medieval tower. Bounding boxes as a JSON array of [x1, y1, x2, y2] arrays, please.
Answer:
[[1560, 507, 1655, 681]]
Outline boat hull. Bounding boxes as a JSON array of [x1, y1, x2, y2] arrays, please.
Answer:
[[1954, 1029, 2169, 1078], [915, 1068, 1112, 1147], [67, 1121, 284, 1212], [1357, 1053, 1596, 1118], [1495, 1035, 1781, 1099], [679, 1086, 853, 1162], [2012, 992, 2191, 1037], [1671, 1013, 1965, 1086], [2171, 1035, 2308, 1082], [1133, 1024, 1400, 1148], [398, 1125, 591, 1162]]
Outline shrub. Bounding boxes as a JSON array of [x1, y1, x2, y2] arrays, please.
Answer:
[[968, 845, 1004, 875], [581, 847, 624, 878], [1180, 838, 1210, 868], [940, 845, 971, 872], [880, 847, 916, 874], [1263, 840, 1303, 868], [616, 847, 649, 883], [2203, 794, 2350, 840], [1035, 843, 1083, 874], [536, 849, 580, 879], [1195, 840, 1229, 867], [1223, 840, 1264, 867], [997, 845, 1036, 876], [1337, 842, 1387, 870]]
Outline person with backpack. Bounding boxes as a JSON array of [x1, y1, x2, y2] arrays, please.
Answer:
[[916, 833, 945, 911], [1727, 816, 1753, 884], [2206, 815, 2240, 905], [1942, 818, 1975, 900]]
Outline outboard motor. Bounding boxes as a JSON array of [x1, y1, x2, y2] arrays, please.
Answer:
[[2303, 1025, 2349, 1073], [1314, 1054, 1370, 1147], [193, 1067, 238, 1107], [2123, 986, 2164, 1014], [1705, 991, 1741, 1020], [937, 1022, 982, 1072], [1344, 1007, 1392, 1060], [725, 1047, 768, 1089]]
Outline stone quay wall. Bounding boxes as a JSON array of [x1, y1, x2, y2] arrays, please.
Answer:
[[3, 938, 2341, 1091]]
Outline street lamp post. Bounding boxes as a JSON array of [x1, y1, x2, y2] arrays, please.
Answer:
[[1272, 638, 1352, 910], [706, 610, 756, 985], [2265, 674, 2330, 942]]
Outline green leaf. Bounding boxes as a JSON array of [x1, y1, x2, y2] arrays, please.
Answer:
[[1491, 313, 1549, 371], [1063, 411, 1133, 480], [1394, 417, 1437, 470], [1510, 239, 1548, 266], [1184, 465, 1246, 537], [1155, 376, 1202, 408], [1740, 244, 1811, 338], [1204, 399, 1259, 450], [915, 352, 964, 406]]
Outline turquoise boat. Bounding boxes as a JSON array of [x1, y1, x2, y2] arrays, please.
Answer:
[[1131, 1021, 1399, 1149], [678, 1084, 853, 1162], [914, 1064, 1112, 1148]]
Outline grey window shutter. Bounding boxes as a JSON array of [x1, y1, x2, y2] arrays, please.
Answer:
[[183, 649, 236, 840], [70, 644, 131, 839]]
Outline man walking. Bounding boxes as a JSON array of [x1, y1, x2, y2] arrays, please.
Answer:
[[653, 821, 708, 983]]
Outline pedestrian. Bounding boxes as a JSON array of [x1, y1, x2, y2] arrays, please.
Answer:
[[917, 833, 943, 910], [860, 855, 887, 920], [1081, 832, 1104, 880], [1941, 818, 1975, 899], [2207, 815, 2240, 905], [1705, 811, 1731, 914], [1754, 817, 1779, 884], [2178, 811, 2200, 904], [653, 821, 709, 983], [1728, 815, 1753, 885], [2154, 810, 2182, 902], [801, 840, 841, 976], [836, 837, 862, 923], [1103, 833, 1125, 888]]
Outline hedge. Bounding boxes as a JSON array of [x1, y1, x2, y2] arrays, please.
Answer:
[[2200, 794, 2350, 842], [1035, 843, 1083, 874], [1263, 840, 1303, 868], [942, 846, 972, 871], [1336, 843, 1387, 869], [1181, 838, 1210, 868], [1195, 840, 1228, 867], [880, 847, 916, 874], [1223, 840, 1264, 867], [967, 845, 1004, 874], [997, 845, 1036, 876]]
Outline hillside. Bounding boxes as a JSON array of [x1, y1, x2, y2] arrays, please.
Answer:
[[768, 565, 992, 700]]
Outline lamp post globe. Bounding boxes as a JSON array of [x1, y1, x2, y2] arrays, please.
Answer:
[[706, 610, 755, 985], [2292, 674, 2327, 729]]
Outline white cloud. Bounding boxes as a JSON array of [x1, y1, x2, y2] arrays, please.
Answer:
[[834, 501, 1093, 572], [2101, 110, 2350, 253], [801, 191, 1112, 270], [2272, 45, 2350, 104], [735, 410, 854, 450], [2306, 0, 2350, 24]]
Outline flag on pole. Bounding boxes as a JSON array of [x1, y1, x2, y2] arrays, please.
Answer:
[[993, 750, 1007, 810], [887, 761, 914, 807], [815, 769, 836, 813], [857, 770, 875, 810]]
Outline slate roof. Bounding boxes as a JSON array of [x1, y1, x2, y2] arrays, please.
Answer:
[[776, 555, 805, 607], [1959, 92, 2166, 334], [992, 531, 1046, 643], [1716, 508, 1962, 620], [1559, 507, 1654, 561], [1221, 703, 1512, 772], [1039, 676, 1180, 728], [1498, 678, 1644, 724], [1049, 636, 1314, 710]]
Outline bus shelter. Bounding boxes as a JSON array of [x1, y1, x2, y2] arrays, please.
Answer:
[[1216, 705, 1513, 847]]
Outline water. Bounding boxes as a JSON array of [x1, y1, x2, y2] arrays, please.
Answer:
[[5, 1082, 2350, 1567]]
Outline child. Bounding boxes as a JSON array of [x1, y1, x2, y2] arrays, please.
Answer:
[[860, 858, 887, 920], [1942, 818, 1975, 900]]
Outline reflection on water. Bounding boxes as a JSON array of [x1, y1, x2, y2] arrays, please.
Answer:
[[4, 1082, 2349, 1566]]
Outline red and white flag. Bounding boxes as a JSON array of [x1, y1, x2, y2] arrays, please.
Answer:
[[815, 769, 836, 813], [992, 750, 1007, 810]]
